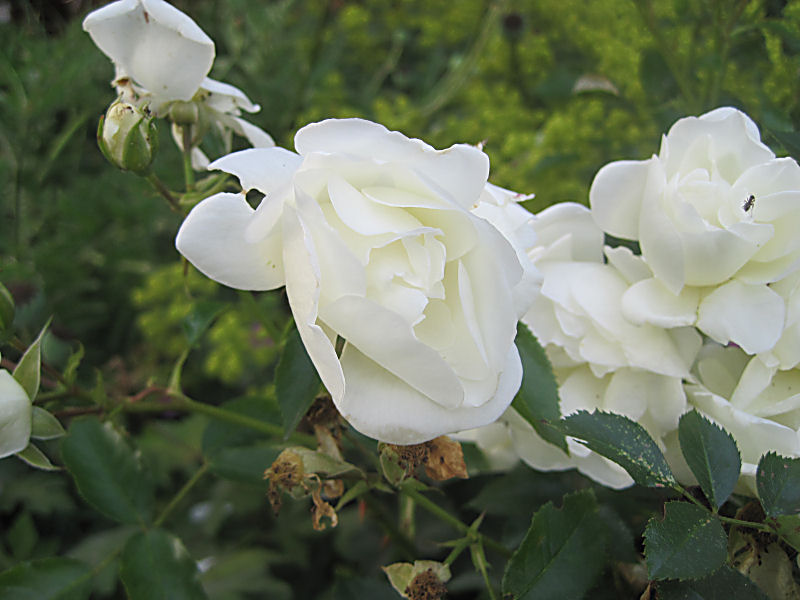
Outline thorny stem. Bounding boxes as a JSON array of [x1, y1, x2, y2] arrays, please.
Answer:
[[154, 461, 209, 528], [400, 485, 512, 558]]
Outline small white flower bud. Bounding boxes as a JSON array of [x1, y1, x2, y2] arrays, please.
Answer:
[[97, 100, 158, 174]]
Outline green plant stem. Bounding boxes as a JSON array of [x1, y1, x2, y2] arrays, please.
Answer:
[[154, 462, 209, 528], [400, 485, 512, 558], [122, 389, 316, 446], [676, 486, 772, 533], [181, 125, 195, 191], [362, 493, 418, 559], [146, 173, 181, 212]]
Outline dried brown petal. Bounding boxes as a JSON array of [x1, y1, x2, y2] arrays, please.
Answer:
[[424, 436, 468, 481], [405, 568, 447, 600]]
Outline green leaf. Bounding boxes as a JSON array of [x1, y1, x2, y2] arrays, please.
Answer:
[[678, 410, 741, 509], [511, 322, 567, 452], [61, 418, 153, 525], [0, 557, 92, 600], [16, 443, 59, 471], [120, 530, 208, 600], [560, 410, 676, 488], [12, 319, 50, 400], [656, 565, 768, 600], [181, 301, 225, 347], [30, 407, 65, 440], [765, 514, 800, 552], [756, 452, 800, 517], [502, 490, 608, 600], [644, 502, 727, 581], [766, 128, 800, 163], [61, 343, 84, 386], [276, 326, 321, 438]]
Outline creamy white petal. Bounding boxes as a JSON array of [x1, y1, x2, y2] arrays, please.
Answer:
[[0, 370, 31, 459], [208, 147, 301, 194], [589, 158, 653, 240], [696, 280, 785, 354], [200, 76, 260, 113], [334, 343, 521, 444], [622, 277, 699, 327], [83, 0, 214, 102], [176, 192, 284, 290]]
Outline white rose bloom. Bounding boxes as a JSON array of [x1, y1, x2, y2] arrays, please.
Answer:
[[470, 203, 699, 488], [176, 118, 535, 444], [83, 0, 273, 159], [0, 368, 32, 459], [667, 342, 800, 494], [590, 107, 800, 355]]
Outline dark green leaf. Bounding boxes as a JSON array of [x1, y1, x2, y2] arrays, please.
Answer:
[[644, 502, 727, 581], [0, 557, 91, 600], [209, 444, 281, 484], [30, 407, 65, 440], [678, 410, 741, 508], [0, 282, 14, 332], [181, 301, 225, 347], [560, 410, 676, 488], [12, 319, 50, 400], [765, 514, 800, 552], [61, 418, 153, 525], [276, 326, 321, 438], [656, 565, 768, 599], [757, 452, 800, 517], [511, 322, 567, 452], [502, 490, 608, 599], [120, 530, 208, 600], [767, 129, 800, 162]]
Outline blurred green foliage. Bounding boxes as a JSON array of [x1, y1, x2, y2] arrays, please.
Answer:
[[3, 0, 800, 598]]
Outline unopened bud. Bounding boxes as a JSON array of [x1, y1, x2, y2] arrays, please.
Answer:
[[168, 100, 200, 126], [97, 101, 158, 174]]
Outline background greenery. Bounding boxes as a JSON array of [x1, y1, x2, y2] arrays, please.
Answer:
[[3, 0, 800, 598]]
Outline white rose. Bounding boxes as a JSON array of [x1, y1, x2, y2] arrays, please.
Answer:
[[0, 369, 31, 459], [83, 0, 273, 161], [176, 118, 534, 444], [590, 107, 800, 354], [667, 342, 800, 494], [482, 203, 699, 488]]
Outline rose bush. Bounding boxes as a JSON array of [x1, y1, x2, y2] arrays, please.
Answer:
[[176, 118, 536, 444], [590, 107, 800, 355], [83, 0, 273, 165]]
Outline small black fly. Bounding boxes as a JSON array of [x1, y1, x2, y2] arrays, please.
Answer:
[[743, 194, 756, 212]]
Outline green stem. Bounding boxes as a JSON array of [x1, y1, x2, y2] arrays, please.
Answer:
[[122, 391, 317, 447], [154, 462, 209, 528], [400, 485, 512, 558], [146, 173, 181, 213], [363, 493, 417, 559], [676, 486, 772, 533], [181, 126, 195, 191]]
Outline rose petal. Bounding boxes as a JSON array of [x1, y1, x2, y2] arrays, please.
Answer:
[[176, 192, 284, 290], [696, 280, 785, 354], [83, 0, 214, 102], [200, 76, 260, 113], [334, 343, 521, 444], [208, 147, 301, 194], [589, 158, 653, 240], [621, 277, 699, 327]]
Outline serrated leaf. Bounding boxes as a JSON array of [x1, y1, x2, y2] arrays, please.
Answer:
[[757, 452, 800, 517], [644, 502, 727, 581], [656, 565, 768, 600], [560, 410, 676, 488], [678, 410, 741, 509], [511, 322, 567, 452], [276, 326, 321, 438], [120, 530, 208, 600], [765, 514, 800, 552], [61, 418, 153, 525], [12, 319, 50, 400], [0, 557, 92, 600], [31, 407, 65, 440], [502, 490, 608, 599], [16, 443, 59, 471]]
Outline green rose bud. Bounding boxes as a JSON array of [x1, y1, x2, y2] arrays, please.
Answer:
[[168, 100, 200, 126], [97, 100, 158, 174]]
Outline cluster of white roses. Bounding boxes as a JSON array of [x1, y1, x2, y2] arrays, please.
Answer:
[[5, 0, 789, 491], [467, 107, 800, 493]]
